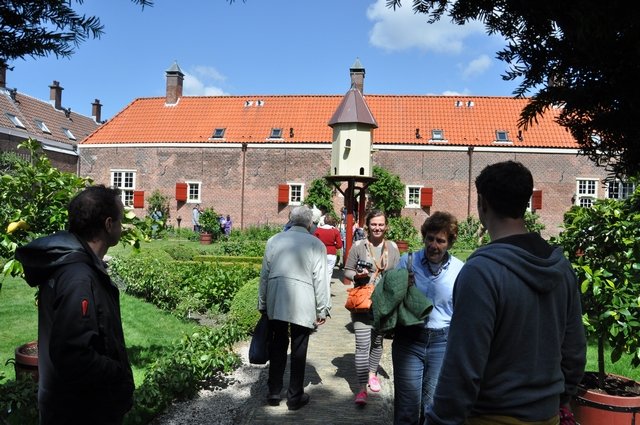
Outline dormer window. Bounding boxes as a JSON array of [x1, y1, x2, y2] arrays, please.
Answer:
[[495, 130, 509, 142], [455, 100, 463, 107], [62, 127, 76, 140], [212, 128, 226, 139], [6, 113, 25, 129], [431, 129, 444, 141], [35, 119, 51, 134], [269, 128, 283, 139]]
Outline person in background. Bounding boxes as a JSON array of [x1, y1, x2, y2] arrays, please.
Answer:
[[344, 209, 401, 406], [224, 214, 232, 237], [425, 161, 586, 425], [258, 205, 331, 411], [15, 186, 134, 425], [218, 214, 227, 234], [314, 214, 343, 285], [392, 212, 464, 425], [192, 204, 201, 232], [224, 214, 233, 237]]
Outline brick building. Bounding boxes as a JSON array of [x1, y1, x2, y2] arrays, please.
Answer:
[[0, 64, 102, 173], [79, 60, 621, 237]]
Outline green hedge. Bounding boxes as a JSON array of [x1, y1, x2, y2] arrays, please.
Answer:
[[194, 255, 262, 265], [228, 277, 261, 335], [110, 255, 260, 317]]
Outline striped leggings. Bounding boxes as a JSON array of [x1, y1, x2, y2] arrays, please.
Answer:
[[354, 326, 384, 385]]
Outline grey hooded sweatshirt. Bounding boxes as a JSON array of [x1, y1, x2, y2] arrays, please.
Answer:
[[425, 233, 586, 425]]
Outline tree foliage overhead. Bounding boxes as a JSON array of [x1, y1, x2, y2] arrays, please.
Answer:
[[388, 0, 640, 178], [0, 0, 153, 63]]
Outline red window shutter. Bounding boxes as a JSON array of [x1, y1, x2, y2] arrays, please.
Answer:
[[175, 183, 188, 202], [278, 184, 289, 204], [532, 189, 543, 210], [420, 187, 433, 207], [133, 190, 144, 208]]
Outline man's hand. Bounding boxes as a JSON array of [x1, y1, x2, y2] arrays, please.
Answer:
[[315, 318, 326, 327]]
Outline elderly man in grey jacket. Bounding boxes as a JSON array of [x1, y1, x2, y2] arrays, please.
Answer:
[[258, 205, 331, 411]]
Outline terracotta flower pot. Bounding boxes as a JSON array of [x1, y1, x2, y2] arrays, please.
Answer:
[[571, 372, 640, 425], [395, 240, 409, 253], [200, 232, 212, 245], [14, 340, 38, 382]]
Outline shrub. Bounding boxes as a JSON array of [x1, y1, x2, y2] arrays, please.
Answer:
[[228, 277, 261, 335], [0, 375, 38, 425], [386, 216, 418, 242], [124, 324, 243, 425], [111, 254, 260, 317], [455, 216, 487, 251], [209, 239, 267, 257]]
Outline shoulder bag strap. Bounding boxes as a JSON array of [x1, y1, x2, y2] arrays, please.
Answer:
[[407, 251, 415, 287]]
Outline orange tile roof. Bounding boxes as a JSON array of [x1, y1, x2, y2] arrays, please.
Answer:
[[83, 94, 575, 149]]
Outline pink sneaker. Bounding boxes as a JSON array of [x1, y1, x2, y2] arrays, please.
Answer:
[[354, 390, 368, 405], [368, 375, 381, 392]]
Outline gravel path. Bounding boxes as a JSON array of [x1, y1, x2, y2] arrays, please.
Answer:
[[150, 277, 395, 425]]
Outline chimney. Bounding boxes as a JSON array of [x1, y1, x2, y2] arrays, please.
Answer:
[[349, 57, 365, 94], [0, 63, 6, 89], [92, 99, 102, 123], [49, 80, 63, 110], [165, 61, 184, 105]]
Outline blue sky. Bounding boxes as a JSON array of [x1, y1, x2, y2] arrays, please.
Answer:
[[5, 0, 522, 120]]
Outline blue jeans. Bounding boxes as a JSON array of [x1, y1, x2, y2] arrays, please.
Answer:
[[392, 326, 449, 425]]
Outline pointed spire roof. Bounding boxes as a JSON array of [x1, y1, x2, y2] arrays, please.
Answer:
[[328, 87, 378, 128], [166, 61, 184, 75], [350, 57, 364, 71]]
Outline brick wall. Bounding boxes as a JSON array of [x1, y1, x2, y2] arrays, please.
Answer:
[[79, 145, 609, 237]]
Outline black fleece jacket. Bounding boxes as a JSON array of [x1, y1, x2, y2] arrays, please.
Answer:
[[15, 231, 134, 420]]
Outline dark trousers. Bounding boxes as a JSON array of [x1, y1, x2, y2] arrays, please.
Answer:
[[267, 319, 311, 402]]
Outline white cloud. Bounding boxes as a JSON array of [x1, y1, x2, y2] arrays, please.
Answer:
[[440, 89, 470, 96], [183, 66, 229, 96], [366, 0, 485, 54], [462, 54, 492, 78]]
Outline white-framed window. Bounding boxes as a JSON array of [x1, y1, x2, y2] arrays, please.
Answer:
[[606, 180, 635, 200], [289, 183, 304, 205], [62, 127, 76, 140], [6, 113, 25, 129], [576, 178, 598, 207], [269, 128, 283, 139], [212, 128, 225, 139], [431, 129, 444, 141], [111, 170, 136, 208], [35, 119, 51, 134], [186, 181, 201, 203], [406, 185, 422, 208], [495, 130, 509, 142]]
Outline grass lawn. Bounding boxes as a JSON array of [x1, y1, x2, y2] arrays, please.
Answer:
[[0, 275, 200, 386]]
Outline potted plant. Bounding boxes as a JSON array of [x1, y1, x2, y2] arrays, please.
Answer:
[[12, 340, 38, 382], [556, 186, 640, 424], [198, 207, 222, 245], [386, 216, 418, 253]]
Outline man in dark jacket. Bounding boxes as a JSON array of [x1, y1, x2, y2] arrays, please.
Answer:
[[16, 185, 134, 425], [424, 161, 586, 425]]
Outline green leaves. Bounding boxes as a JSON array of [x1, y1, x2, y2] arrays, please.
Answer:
[[555, 183, 640, 377], [369, 166, 405, 217]]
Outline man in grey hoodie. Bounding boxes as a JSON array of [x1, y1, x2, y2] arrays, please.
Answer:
[[424, 161, 586, 425]]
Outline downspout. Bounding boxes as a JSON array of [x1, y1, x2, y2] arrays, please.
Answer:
[[467, 146, 474, 218], [240, 143, 248, 230]]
